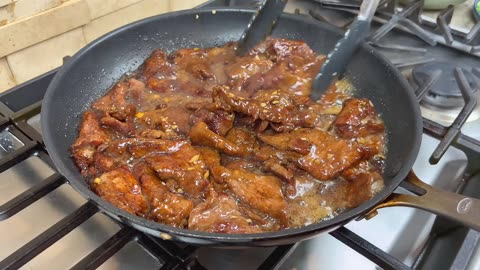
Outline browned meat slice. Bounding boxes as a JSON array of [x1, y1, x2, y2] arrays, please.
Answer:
[[251, 37, 316, 62], [128, 78, 165, 111], [225, 127, 258, 154], [134, 162, 193, 227], [263, 159, 294, 183], [225, 55, 273, 81], [97, 138, 186, 159], [242, 37, 325, 96], [213, 87, 318, 131], [240, 58, 323, 97], [188, 194, 262, 233], [190, 108, 234, 136], [225, 55, 274, 96], [145, 144, 210, 198], [195, 146, 228, 194], [99, 104, 136, 137], [89, 138, 186, 176], [136, 105, 193, 137], [91, 167, 147, 216], [333, 98, 385, 139], [92, 82, 129, 119], [258, 129, 364, 180], [189, 121, 249, 157], [71, 111, 110, 176], [173, 47, 235, 95], [334, 172, 384, 209], [211, 166, 287, 224], [347, 172, 383, 207], [128, 78, 146, 96], [142, 49, 174, 79]]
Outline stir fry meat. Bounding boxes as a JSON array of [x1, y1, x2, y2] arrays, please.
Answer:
[[72, 37, 387, 233], [92, 167, 147, 216], [258, 129, 365, 180]]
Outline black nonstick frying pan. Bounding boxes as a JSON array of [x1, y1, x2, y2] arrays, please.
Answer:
[[41, 8, 480, 246]]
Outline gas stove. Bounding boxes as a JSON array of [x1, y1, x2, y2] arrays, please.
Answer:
[[0, 0, 479, 269]]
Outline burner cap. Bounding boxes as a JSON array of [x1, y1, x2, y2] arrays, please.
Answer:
[[412, 61, 478, 109]]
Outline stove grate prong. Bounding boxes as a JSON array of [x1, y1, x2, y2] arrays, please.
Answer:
[[330, 227, 411, 270], [0, 173, 65, 220], [0, 202, 98, 270], [415, 69, 442, 101], [368, 41, 427, 52], [258, 243, 299, 270], [465, 22, 480, 44], [368, 0, 436, 45], [429, 68, 478, 164], [436, 5, 455, 45], [70, 227, 137, 270], [391, 56, 435, 68]]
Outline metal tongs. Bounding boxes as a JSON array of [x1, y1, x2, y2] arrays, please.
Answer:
[[235, 0, 380, 100], [236, 0, 288, 56], [311, 0, 380, 100]]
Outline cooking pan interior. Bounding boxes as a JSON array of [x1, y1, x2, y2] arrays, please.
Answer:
[[42, 9, 422, 244]]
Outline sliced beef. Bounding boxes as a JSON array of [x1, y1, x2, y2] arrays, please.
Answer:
[[99, 104, 136, 137], [91, 167, 147, 216], [211, 166, 287, 225], [73, 37, 387, 233], [97, 138, 186, 159], [245, 37, 325, 96], [136, 106, 192, 138], [190, 108, 235, 137], [92, 82, 130, 119], [195, 146, 221, 169], [333, 98, 385, 139], [72, 111, 111, 176], [142, 49, 174, 79], [213, 86, 318, 130], [145, 144, 210, 198], [259, 128, 364, 180], [188, 194, 262, 234], [89, 138, 186, 176], [134, 162, 193, 227], [189, 121, 249, 157]]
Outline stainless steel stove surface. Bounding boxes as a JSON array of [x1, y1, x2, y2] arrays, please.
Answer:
[[1, 0, 479, 269]]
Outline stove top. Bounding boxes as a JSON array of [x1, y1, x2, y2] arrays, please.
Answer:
[[0, 0, 479, 270]]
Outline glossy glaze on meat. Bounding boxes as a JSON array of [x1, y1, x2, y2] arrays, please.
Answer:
[[71, 37, 386, 233]]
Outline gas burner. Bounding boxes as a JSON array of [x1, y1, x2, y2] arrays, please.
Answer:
[[413, 61, 478, 109]]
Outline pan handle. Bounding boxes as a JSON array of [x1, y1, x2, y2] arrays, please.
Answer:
[[362, 171, 480, 231]]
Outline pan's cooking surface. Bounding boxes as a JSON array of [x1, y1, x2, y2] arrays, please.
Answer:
[[41, 8, 421, 244]]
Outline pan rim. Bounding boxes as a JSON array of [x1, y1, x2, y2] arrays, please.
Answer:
[[41, 8, 423, 245]]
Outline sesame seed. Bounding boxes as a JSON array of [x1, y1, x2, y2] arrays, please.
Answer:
[[189, 155, 200, 163]]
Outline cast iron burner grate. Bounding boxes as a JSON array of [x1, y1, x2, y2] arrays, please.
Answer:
[[0, 0, 480, 269], [0, 70, 410, 270]]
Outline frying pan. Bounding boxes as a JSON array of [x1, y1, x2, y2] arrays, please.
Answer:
[[41, 8, 480, 246]]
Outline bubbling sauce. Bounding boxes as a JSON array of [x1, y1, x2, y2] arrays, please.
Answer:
[[71, 37, 386, 233]]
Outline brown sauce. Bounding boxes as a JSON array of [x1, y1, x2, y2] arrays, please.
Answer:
[[71, 37, 386, 233]]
